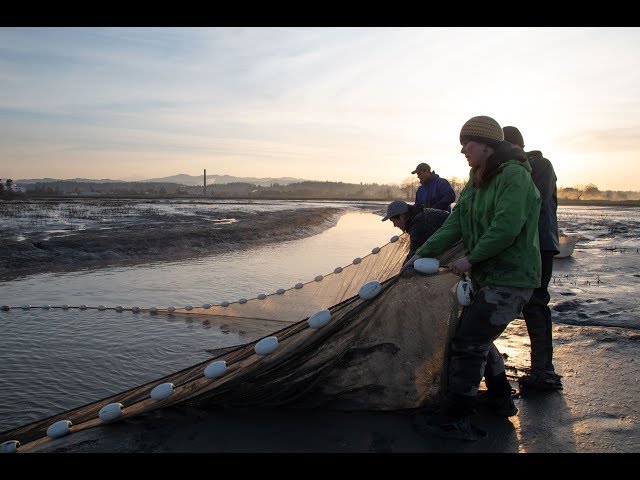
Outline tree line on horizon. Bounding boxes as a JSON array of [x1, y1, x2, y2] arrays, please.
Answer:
[[1, 178, 639, 202]]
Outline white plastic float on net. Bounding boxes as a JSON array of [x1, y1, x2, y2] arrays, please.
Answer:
[[358, 280, 383, 301], [413, 258, 440, 274], [99, 402, 124, 423], [255, 336, 279, 355], [204, 360, 228, 379], [46, 419, 72, 438], [0, 440, 20, 453], [307, 308, 332, 329], [150, 382, 175, 401]]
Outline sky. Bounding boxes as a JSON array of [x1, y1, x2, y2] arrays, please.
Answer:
[[1, 27, 640, 191]]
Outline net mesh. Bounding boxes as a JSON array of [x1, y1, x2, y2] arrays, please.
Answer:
[[0, 234, 464, 452]]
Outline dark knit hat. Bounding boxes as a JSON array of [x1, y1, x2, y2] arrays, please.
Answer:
[[459, 115, 504, 147], [503, 126, 525, 148]]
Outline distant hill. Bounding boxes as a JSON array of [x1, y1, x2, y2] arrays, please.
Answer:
[[16, 174, 307, 187], [143, 173, 307, 187], [16, 177, 127, 184]]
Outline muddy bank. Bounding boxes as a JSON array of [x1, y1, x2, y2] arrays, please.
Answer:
[[0, 207, 348, 280]]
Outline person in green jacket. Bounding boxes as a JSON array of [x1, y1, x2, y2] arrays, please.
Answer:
[[404, 115, 541, 441]]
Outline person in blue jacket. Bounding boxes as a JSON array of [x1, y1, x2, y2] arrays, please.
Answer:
[[412, 163, 456, 213]]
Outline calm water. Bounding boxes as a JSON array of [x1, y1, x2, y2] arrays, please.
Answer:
[[1, 202, 639, 432], [0, 207, 395, 432]]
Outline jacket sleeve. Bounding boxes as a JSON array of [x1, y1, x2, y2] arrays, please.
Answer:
[[466, 166, 539, 264], [415, 205, 461, 258], [407, 221, 428, 262], [531, 157, 556, 208], [431, 179, 456, 211]]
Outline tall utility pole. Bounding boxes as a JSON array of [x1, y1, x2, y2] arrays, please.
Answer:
[[204, 169, 207, 196]]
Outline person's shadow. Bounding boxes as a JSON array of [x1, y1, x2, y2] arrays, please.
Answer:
[[512, 386, 577, 453], [492, 321, 578, 453]]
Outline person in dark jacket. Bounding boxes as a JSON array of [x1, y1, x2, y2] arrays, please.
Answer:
[[381, 200, 449, 265], [503, 126, 562, 391], [403, 115, 541, 441], [411, 163, 456, 213]]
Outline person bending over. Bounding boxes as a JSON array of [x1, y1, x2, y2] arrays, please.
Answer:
[[382, 199, 449, 267]]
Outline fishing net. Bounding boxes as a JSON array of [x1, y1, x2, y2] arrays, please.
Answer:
[[0, 235, 465, 453]]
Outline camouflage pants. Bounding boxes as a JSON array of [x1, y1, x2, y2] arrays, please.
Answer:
[[446, 285, 533, 418]]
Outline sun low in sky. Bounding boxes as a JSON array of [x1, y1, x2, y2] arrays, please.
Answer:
[[1, 27, 639, 191]]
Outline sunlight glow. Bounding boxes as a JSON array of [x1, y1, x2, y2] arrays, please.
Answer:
[[1, 27, 639, 191]]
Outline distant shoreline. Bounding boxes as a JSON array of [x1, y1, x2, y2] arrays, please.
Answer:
[[557, 199, 640, 207], [2, 194, 640, 207]]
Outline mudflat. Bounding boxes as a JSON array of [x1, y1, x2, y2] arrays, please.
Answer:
[[0, 206, 346, 280]]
